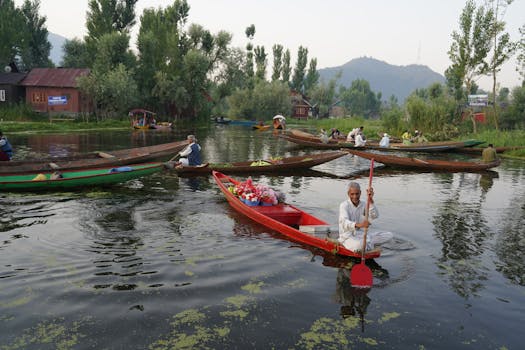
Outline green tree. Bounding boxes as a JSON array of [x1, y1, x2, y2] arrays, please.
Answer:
[[19, 0, 52, 70], [0, 0, 26, 68], [227, 80, 291, 119], [338, 79, 381, 118], [291, 46, 308, 92], [86, 0, 138, 37], [308, 72, 340, 118], [281, 49, 291, 84], [484, 0, 517, 130], [405, 83, 457, 137], [501, 85, 525, 128], [244, 24, 255, 82], [446, 0, 493, 132], [517, 24, 525, 84], [303, 58, 319, 94], [78, 63, 138, 120], [254, 45, 267, 80], [210, 47, 247, 116], [61, 38, 91, 68], [271, 44, 283, 81]]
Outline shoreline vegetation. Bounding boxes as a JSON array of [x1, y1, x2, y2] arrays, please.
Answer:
[[1, 118, 524, 159]]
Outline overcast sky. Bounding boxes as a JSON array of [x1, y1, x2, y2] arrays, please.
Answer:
[[15, 0, 525, 90]]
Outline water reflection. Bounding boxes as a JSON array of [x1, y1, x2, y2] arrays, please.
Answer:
[[494, 190, 525, 286], [334, 268, 371, 331], [432, 172, 495, 298]]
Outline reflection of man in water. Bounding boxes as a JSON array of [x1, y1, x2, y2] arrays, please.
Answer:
[[334, 268, 371, 329]]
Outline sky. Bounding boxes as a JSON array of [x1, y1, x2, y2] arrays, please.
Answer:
[[14, 0, 525, 90]]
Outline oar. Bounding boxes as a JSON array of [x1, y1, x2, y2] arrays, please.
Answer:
[[350, 158, 375, 288]]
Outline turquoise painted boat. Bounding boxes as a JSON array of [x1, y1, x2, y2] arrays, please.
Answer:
[[0, 162, 164, 191]]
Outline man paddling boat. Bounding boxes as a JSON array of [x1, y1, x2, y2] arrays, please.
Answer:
[[338, 181, 393, 252]]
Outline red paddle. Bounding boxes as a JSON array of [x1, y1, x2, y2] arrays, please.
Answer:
[[350, 158, 375, 288]]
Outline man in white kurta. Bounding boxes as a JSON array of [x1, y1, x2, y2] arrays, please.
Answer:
[[338, 182, 392, 251]]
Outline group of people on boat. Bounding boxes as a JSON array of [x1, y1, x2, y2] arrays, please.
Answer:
[[401, 129, 428, 145]]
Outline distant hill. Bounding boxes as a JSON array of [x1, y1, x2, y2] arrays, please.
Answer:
[[48, 32, 67, 66], [318, 57, 445, 102]]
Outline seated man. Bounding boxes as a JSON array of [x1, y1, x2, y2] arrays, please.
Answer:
[[338, 182, 392, 252], [177, 135, 202, 166]]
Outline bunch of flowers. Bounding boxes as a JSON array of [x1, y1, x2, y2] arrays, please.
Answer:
[[230, 177, 286, 206], [256, 184, 278, 205]]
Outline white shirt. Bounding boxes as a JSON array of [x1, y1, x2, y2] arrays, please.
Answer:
[[338, 199, 378, 242], [179, 142, 201, 157], [346, 128, 359, 142], [379, 136, 390, 147], [354, 134, 366, 147]]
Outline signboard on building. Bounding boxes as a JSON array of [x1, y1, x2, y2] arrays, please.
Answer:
[[48, 96, 68, 105], [468, 94, 488, 107]]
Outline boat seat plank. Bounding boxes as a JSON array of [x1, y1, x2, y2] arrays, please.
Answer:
[[97, 152, 116, 158]]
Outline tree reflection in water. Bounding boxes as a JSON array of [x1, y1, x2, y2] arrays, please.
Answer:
[[432, 172, 496, 298], [494, 189, 525, 286]]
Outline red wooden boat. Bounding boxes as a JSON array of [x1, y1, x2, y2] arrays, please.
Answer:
[[212, 171, 381, 259]]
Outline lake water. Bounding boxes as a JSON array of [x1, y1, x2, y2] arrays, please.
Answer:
[[1, 125, 524, 349]]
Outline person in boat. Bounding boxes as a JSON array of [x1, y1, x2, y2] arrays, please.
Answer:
[[413, 130, 428, 143], [330, 128, 341, 139], [338, 181, 393, 252], [346, 126, 363, 143], [379, 133, 390, 148], [176, 135, 202, 166], [319, 129, 329, 144], [401, 129, 412, 145], [481, 143, 498, 163], [354, 132, 366, 147], [0, 130, 13, 161]]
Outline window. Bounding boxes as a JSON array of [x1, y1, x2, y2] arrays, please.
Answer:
[[0, 89, 5, 102], [32, 92, 45, 103]]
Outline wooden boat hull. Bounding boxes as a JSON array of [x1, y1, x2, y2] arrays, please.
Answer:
[[345, 149, 501, 171], [212, 171, 380, 259], [0, 140, 187, 175], [252, 125, 271, 131], [280, 134, 476, 152], [0, 162, 164, 191], [173, 151, 347, 175]]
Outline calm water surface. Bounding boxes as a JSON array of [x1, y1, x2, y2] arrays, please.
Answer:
[[1, 125, 524, 349]]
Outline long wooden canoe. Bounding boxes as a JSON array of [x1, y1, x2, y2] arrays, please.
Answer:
[[0, 140, 187, 175], [345, 149, 501, 172], [172, 151, 347, 175], [212, 171, 380, 259], [280, 134, 482, 152], [0, 162, 165, 191]]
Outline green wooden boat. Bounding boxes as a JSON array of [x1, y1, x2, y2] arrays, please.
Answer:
[[0, 162, 165, 191]]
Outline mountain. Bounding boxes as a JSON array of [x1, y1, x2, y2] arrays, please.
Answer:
[[317, 57, 445, 102], [48, 32, 68, 66]]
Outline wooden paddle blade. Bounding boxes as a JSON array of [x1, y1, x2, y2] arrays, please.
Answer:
[[350, 262, 373, 288]]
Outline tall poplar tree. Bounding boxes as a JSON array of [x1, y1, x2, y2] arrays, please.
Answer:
[[291, 46, 308, 92], [484, 0, 516, 130], [271, 44, 283, 82], [281, 49, 291, 84], [20, 0, 52, 69]]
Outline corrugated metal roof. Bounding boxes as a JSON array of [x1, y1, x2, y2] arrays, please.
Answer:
[[0, 72, 27, 85], [21, 68, 90, 88]]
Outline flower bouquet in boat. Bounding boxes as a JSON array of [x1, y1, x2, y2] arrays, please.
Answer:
[[227, 176, 285, 207]]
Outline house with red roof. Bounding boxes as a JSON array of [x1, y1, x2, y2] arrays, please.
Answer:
[[20, 68, 92, 116]]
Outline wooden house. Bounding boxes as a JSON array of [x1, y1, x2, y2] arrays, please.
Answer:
[[0, 72, 26, 105], [20, 68, 92, 116], [290, 90, 312, 119]]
